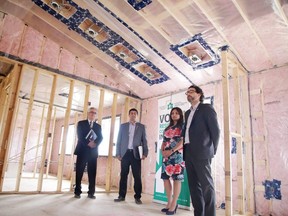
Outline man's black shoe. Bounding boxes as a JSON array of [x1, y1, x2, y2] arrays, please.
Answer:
[[74, 194, 81, 199], [135, 198, 142, 204], [87, 194, 96, 199], [114, 197, 125, 202]]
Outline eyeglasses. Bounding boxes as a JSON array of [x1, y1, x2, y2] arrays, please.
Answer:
[[89, 111, 97, 114], [185, 90, 196, 95]]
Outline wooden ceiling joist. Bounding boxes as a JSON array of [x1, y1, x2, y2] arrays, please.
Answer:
[[231, 0, 272, 65], [157, 0, 196, 37], [138, 4, 175, 44], [273, 0, 288, 27], [192, 0, 248, 69]]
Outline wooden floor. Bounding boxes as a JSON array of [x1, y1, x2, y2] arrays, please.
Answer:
[[0, 192, 227, 216], [2, 173, 107, 192], [0, 172, 227, 215]]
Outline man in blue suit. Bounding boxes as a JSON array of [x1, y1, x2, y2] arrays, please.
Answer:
[[183, 85, 220, 216], [74, 107, 103, 199], [114, 108, 148, 204]]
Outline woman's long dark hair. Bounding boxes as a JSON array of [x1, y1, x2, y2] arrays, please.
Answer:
[[165, 107, 184, 130]]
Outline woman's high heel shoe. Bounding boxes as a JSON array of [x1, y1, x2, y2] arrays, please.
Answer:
[[175, 204, 178, 213], [161, 208, 169, 213], [166, 204, 178, 215]]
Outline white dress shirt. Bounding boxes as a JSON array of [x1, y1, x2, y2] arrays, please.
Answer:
[[184, 102, 200, 144], [128, 122, 136, 149]]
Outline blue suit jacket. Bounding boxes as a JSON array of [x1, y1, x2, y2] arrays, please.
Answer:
[[74, 120, 103, 157], [183, 103, 220, 161]]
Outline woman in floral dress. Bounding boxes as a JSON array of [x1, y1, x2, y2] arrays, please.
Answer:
[[161, 107, 185, 215]]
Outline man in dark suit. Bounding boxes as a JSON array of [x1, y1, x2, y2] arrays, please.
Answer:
[[183, 85, 220, 216], [114, 108, 148, 204], [74, 107, 103, 199]]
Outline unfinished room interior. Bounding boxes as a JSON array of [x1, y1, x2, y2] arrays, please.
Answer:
[[0, 0, 287, 215]]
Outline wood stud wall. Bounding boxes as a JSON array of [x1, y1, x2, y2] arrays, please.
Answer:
[[105, 93, 118, 191], [0, 57, 140, 193], [15, 69, 39, 191], [38, 75, 58, 191], [221, 50, 255, 216], [70, 112, 79, 191], [46, 107, 57, 178], [221, 51, 233, 215], [241, 67, 255, 215], [33, 105, 46, 178], [0, 61, 22, 191], [57, 79, 74, 191]]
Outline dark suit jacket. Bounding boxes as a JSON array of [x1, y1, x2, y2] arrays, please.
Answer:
[[74, 120, 103, 158], [183, 103, 220, 161], [116, 122, 148, 160]]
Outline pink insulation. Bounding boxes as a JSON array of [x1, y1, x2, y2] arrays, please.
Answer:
[[249, 68, 288, 215], [58, 48, 75, 75], [0, 15, 24, 56], [40, 38, 60, 69], [20, 26, 43, 62], [89, 66, 103, 83], [74, 58, 90, 80], [0, 15, 119, 89]]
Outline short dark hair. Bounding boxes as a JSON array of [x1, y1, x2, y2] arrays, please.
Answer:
[[188, 85, 204, 103], [129, 108, 138, 115]]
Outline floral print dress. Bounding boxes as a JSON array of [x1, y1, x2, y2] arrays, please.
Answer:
[[161, 125, 185, 181]]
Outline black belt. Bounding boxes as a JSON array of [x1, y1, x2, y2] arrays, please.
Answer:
[[127, 149, 133, 152]]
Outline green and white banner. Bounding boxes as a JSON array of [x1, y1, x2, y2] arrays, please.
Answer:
[[153, 91, 191, 208]]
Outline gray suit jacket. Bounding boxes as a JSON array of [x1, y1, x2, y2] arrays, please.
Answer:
[[116, 122, 148, 159]]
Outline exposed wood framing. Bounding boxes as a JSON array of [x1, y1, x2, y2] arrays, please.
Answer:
[[193, 0, 247, 69], [57, 79, 74, 192], [241, 69, 255, 215], [38, 75, 57, 190], [0, 78, 9, 138], [17, 24, 28, 57], [46, 107, 57, 178], [70, 112, 79, 191], [33, 105, 46, 178], [38, 36, 47, 63], [82, 84, 90, 120], [0, 64, 22, 191], [221, 50, 233, 216], [259, 82, 272, 212], [57, 47, 63, 69], [273, 0, 288, 27], [138, 5, 173, 43], [0, 86, 10, 153], [122, 97, 130, 123], [233, 67, 245, 214], [97, 89, 105, 125], [212, 83, 221, 207], [105, 93, 117, 191], [15, 69, 39, 191], [221, 52, 255, 215], [73, 56, 78, 74], [157, 0, 196, 37], [136, 100, 142, 122], [231, 0, 272, 64], [6, 98, 21, 174]]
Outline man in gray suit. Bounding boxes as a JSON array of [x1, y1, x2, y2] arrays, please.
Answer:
[[114, 108, 148, 204], [183, 85, 220, 216]]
